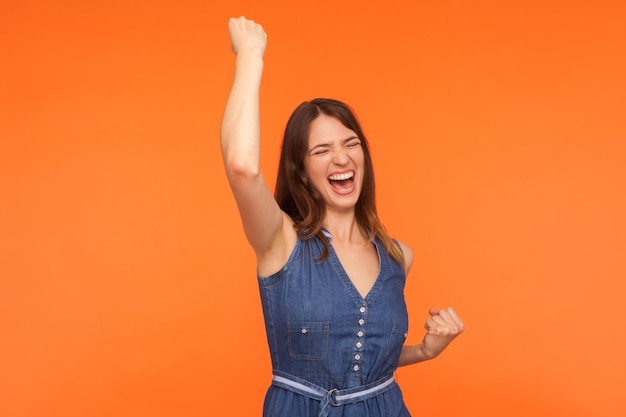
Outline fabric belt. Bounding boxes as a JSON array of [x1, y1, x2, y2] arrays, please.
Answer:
[[271, 371, 396, 417]]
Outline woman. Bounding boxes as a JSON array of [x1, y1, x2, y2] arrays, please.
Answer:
[[221, 17, 464, 417]]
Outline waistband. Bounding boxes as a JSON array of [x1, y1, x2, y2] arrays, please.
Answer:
[[271, 370, 396, 417]]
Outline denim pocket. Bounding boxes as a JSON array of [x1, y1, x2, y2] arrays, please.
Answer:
[[287, 321, 330, 360], [384, 321, 408, 366]]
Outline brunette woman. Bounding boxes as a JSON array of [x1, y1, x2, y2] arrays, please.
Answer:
[[221, 17, 464, 417]]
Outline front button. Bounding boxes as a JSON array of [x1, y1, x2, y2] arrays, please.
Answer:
[[357, 331, 363, 337], [301, 328, 307, 334], [359, 307, 366, 313], [356, 341, 362, 348], [353, 365, 359, 371], [355, 354, 361, 360], [358, 319, 364, 325]]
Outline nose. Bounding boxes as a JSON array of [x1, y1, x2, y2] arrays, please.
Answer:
[[332, 147, 349, 165]]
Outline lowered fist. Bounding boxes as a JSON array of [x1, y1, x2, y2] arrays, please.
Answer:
[[422, 307, 465, 359]]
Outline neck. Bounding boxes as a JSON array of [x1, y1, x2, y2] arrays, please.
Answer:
[[322, 210, 368, 243]]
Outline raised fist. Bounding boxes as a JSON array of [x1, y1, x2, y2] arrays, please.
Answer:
[[228, 16, 267, 56]]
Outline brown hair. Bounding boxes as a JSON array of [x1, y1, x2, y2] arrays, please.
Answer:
[[274, 98, 404, 266]]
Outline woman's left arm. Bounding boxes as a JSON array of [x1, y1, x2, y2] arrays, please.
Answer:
[[396, 242, 465, 366]]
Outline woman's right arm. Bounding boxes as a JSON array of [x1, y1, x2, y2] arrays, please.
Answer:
[[221, 17, 294, 273]]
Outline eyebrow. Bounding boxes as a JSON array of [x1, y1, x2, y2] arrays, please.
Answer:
[[308, 136, 360, 153]]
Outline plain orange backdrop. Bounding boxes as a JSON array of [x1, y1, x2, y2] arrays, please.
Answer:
[[1, 1, 625, 416]]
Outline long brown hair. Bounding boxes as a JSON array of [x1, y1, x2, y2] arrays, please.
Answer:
[[274, 98, 404, 266]]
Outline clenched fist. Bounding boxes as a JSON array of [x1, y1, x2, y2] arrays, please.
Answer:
[[422, 307, 465, 359], [228, 16, 267, 56]]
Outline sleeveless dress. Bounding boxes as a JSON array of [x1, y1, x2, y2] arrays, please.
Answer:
[[258, 230, 411, 417]]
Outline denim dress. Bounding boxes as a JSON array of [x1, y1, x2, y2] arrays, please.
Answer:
[[258, 230, 411, 417]]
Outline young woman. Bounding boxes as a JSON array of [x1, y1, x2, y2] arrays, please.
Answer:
[[221, 17, 464, 417]]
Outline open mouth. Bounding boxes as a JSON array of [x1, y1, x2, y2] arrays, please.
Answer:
[[328, 171, 355, 192]]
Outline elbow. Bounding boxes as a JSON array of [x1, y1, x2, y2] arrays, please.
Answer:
[[224, 157, 261, 180]]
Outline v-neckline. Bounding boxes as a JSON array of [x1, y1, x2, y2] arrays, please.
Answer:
[[323, 229, 383, 302]]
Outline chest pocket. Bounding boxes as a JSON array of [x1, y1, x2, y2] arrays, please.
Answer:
[[288, 321, 330, 360], [385, 321, 408, 366]]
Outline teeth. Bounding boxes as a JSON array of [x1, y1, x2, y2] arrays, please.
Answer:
[[328, 172, 354, 181]]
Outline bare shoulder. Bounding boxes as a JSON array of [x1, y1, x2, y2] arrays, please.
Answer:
[[396, 240, 414, 276], [256, 211, 298, 278]]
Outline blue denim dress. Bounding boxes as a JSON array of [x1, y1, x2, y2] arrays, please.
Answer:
[[258, 230, 411, 417]]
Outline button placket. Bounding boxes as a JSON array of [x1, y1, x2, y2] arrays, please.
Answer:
[[352, 305, 367, 372]]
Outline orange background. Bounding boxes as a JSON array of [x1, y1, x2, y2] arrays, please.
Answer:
[[1, 1, 625, 416]]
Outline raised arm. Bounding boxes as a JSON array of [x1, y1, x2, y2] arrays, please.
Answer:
[[221, 17, 294, 274]]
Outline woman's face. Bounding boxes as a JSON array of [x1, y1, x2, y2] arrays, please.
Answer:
[[303, 114, 365, 213]]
